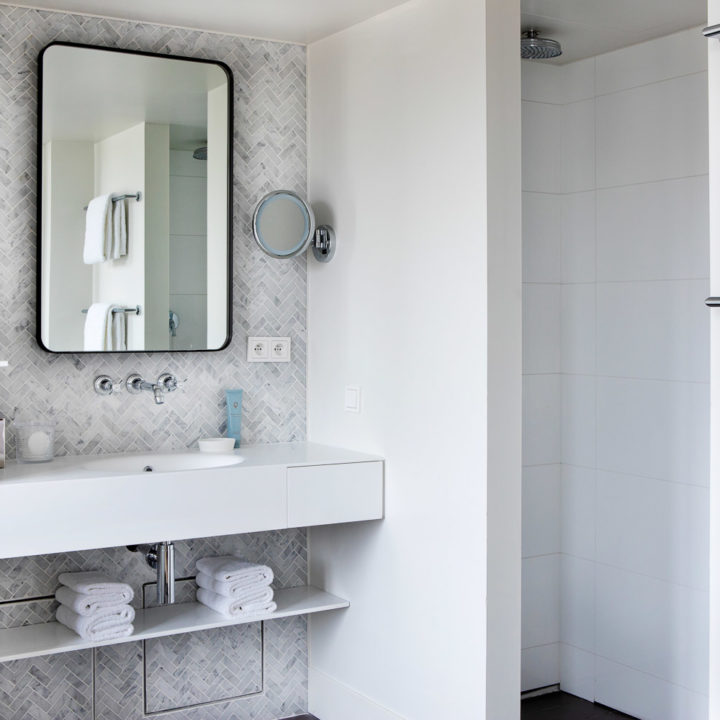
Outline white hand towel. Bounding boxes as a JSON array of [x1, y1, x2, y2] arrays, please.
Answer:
[[58, 572, 134, 602], [110, 307, 127, 351], [83, 303, 112, 352], [196, 557, 274, 586], [83, 194, 112, 264], [196, 572, 274, 602], [196, 587, 277, 618], [56, 604, 135, 641], [56, 585, 133, 617], [111, 197, 127, 259]]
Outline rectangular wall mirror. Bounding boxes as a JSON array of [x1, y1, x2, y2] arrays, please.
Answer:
[[38, 43, 232, 353]]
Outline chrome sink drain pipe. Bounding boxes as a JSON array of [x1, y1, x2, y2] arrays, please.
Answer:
[[127, 541, 175, 605]]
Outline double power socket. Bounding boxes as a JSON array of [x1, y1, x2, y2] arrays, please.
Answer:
[[247, 336, 291, 363]]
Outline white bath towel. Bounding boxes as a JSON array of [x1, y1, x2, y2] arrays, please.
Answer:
[[57, 572, 134, 602], [195, 572, 274, 602], [196, 587, 276, 618], [56, 604, 134, 641], [55, 585, 133, 617], [83, 303, 112, 352], [83, 194, 112, 264], [111, 197, 127, 259], [195, 557, 274, 586]]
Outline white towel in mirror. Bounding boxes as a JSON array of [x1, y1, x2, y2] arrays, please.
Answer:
[[83, 304, 127, 351], [83, 195, 112, 264], [111, 198, 127, 259]]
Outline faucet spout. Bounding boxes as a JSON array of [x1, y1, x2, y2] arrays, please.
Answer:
[[152, 385, 164, 405]]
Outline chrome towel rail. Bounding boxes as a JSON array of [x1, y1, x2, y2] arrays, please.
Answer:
[[81, 305, 141, 315], [705, 298, 720, 307], [83, 192, 141, 211]]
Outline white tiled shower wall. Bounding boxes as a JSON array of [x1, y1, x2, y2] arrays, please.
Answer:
[[522, 27, 710, 718]]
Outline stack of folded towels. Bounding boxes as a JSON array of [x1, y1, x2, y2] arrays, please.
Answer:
[[195, 556, 276, 618], [55, 571, 135, 641]]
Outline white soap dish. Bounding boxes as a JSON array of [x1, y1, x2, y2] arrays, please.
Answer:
[[198, 437, 236, 453]]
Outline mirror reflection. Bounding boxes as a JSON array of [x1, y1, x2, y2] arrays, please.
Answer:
[[39, 43, 232, 352]]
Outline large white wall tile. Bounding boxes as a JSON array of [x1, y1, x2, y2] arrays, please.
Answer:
[[597, 176, 709, 282], [596, 27, 708, 96], [523, 465, 561, 558], [596, 377, 709, 485], [522, 644, 560, 692], [522, 555, 561, 649], [562, 191, 596, 283], [596, 470, 709, 589], [523, 101, 563, 193], [596, 279, 709, 383], [595, 564, 708, 694], [523, 192, 562, 283], [561, 99, 595, 193], [560, 555, 594, 652], [523, 374, 562, 466], [596, 73, 708, 188], [522, 58, 595, 105], [560, 644, 595, 702], [561, 374, 596, 468], [561, 284, 595, 375], [524, 284, 561, 374], [595, 656, 708, 720], [561, 465, 595, 560]]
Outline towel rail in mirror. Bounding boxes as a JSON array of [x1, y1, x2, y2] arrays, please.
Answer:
[[37, 42, 233, 353]]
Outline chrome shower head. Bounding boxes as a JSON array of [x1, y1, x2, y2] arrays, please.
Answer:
[[521, 29, 562, 60], [192, 146, 207, 160]]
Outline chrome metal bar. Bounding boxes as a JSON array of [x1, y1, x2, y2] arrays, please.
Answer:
[[706, 297, 720, 307], [81, 305, 141, 315], [156, 542, 175, 605], [704, 24, 720, 38], [83, 192, 141, 210]]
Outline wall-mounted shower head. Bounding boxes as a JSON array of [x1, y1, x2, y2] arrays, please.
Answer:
[[521, 29, 562, 60], [192, 146, 207, 160]]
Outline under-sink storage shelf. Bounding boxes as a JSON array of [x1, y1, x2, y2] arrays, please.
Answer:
[[0, 586, 348, 662]]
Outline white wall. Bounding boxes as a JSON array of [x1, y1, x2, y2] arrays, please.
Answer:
[[94, 122, 146, 349], [306, 0, 521, 718], [41, 140, 94, 351], [206, 83, 228, 349], [522, 27, 709, 719]]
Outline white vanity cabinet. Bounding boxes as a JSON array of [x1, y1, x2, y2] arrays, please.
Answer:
[[0, 442, 384, 663], [0, 442, 384, 559]]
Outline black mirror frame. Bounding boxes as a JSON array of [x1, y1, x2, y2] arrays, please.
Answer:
[[36, 41, 234, 354]]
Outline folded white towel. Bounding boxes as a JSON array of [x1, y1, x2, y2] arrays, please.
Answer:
[[196, 587, 276, 618], [195, 557, 274, 586], [83, 194, 112, 264], [57, 572, 134, 602], [56, 604, 135, 641], [111, 197, 127, 259], [55, 585, 133, 616], [196, 572, 274, 602]]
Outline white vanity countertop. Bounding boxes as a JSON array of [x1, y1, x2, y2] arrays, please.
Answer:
[[0, 442, 384, 559], [0, 441, 382, 486]]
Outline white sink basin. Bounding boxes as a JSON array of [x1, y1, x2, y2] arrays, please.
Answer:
[[82, 452, 244, 474]]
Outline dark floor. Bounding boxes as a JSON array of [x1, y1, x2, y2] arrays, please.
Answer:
[[522, 692, 637, 719]]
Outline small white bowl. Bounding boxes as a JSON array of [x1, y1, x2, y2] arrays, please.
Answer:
[[198, 437, 236, 453]]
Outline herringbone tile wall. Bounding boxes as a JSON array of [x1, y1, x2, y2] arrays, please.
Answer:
[[0, 5, 309, 718]]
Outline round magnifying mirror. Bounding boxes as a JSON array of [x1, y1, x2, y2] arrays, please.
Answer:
[[252, 190, 315, 259]]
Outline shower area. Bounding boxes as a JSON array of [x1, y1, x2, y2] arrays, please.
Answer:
[[520, 4, 711, 718]]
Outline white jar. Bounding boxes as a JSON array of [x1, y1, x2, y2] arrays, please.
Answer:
[[14, 422, 55, 463]]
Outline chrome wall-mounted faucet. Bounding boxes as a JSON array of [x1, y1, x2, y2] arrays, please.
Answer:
[[126, 373, 179, 405]]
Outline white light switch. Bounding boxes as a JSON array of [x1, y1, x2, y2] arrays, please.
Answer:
[[344, 386, 361, 413]]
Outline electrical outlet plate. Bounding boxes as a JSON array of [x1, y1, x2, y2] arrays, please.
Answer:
[[247, 337, 291, 363]]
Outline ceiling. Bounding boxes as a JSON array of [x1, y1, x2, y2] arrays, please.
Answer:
[[521, 0, 708, 64], [2, 0, 410, 44]]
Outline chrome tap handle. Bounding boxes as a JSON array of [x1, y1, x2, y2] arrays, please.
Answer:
[[157, 373, 178, 392], [94, 375, 121, 396]]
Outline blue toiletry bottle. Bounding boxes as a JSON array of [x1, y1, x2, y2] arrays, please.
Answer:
[[226, 390, 243, 448]]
